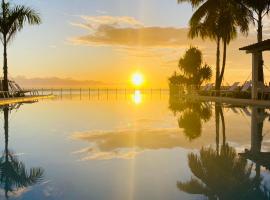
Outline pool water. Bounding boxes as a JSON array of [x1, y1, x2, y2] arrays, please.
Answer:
[[1, 91, 270, 200]]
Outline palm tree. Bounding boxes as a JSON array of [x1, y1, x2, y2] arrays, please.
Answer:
[[177, 0, 251, 93], [237, 0, 270, 84], [169, 47, 212, 89], [0, 106, 44, 199], [0, 0, 41, 92]]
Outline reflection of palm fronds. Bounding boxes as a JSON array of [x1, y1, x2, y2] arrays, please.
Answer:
[[178, 111, 202, 140], [0, 151, 44, 195], [170, 98, 212, 141], [178, 145, 270, 200]]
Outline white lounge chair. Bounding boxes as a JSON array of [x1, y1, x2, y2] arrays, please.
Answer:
[[241, 81, 252, 92], [0, 79, 39, 97], [201, 83, 210, 91], [206, 83, 214, 92], [220, 82, 240, 96]]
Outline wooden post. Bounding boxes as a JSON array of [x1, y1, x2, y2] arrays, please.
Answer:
[[252, 52, 259, 100], [251, 106, 264, 177], [89, 88, 90, 99]]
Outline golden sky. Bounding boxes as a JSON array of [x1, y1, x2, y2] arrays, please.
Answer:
[[5, 0, 270, 88]]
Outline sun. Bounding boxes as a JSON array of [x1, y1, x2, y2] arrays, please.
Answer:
[[131, 72, 144, 87], [132, 90, 142, 105]]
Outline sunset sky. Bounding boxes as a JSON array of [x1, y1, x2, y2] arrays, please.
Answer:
[[5, 0, 270, 88]]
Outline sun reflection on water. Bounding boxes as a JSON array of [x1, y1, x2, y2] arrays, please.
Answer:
[[132, 90, 142, 105]]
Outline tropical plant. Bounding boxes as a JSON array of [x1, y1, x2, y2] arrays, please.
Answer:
[[0, 106, 44, 199], [177, 0, 251, 93], [237, 0, 270, 83], [169, 47, 212, 89], [0, 0, 41, 92]]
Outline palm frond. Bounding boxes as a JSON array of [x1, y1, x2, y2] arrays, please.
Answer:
[[177, 178, 209, 195], [199, 64, 212, 81], [177, 0, 207, 9], [0, 151, 44, 195], [6, 5, 41, 42]]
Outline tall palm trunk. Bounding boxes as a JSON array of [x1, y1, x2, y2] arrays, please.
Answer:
[[215, 37, 221, 94], [257, 11, 264, 83], [215, 105, 220, 154], [2, 0, 8, 92], [220, 106, 226, 146], [4, 106, 8, 159], [218, 40, 227, 88], [3, 106, 8, 199], [3, 35, 8, 92]]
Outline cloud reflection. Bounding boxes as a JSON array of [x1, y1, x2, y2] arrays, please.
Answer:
[[71, 128, 217, 161]]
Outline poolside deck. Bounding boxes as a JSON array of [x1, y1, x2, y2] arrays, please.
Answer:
[[184, 95, 270, 107], [0, 95, 54, 106]]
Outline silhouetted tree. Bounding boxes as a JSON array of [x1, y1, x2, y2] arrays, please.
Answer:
[[237, 0, 270, 83], [177, 0, 251, 93], [0, 0, 41, 92], [169, 47, 212, 89]]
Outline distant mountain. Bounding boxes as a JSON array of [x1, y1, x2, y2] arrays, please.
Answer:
[[13, 76, 107, 88]]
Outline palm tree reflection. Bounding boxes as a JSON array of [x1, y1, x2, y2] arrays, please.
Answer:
[[169, 96, 212, 140], [240, 107, 270, 184], [178, 104, 270, 200], [0, 106, 44, 199]]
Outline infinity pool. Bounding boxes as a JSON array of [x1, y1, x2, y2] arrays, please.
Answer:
[[1, 91, 270, 200]]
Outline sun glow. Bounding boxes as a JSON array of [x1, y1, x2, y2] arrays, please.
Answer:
[[131, 72, 144, 87], [132, 90, 142, 105]]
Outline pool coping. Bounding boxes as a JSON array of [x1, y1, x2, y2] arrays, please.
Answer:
[[0, 95, 54, 105], [184, 95, 270, 107]]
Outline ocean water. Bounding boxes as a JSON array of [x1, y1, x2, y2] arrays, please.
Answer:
[[0, 90, 270, 200]]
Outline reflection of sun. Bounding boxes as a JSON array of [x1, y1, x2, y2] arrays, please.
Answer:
[[132, 90, 142, 105], [131, 72, 144, 87]]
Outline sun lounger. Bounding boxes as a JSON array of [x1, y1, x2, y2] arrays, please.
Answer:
[[231, 107, 239, 114], [241, 107, 251, 116], [201, 83, 210, 91], [199, 83, 214, 96], [241, 81, 252, 92], [216, 81, 251, 97], [206, 83, 214, 92], [217, 82, 240, 96], [0, 79, 39, 97]]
